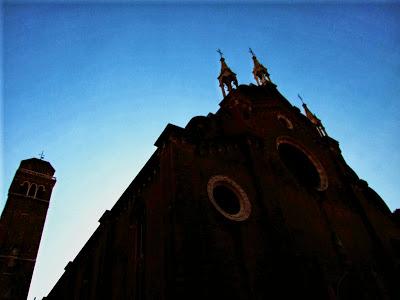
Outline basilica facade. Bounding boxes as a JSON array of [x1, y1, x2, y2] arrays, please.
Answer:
[[40, 52, 400, 299]]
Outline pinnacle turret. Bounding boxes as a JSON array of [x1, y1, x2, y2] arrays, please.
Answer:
[[298, 94, 328, 137], [217, 49, 238, 97], [249, 48, 272, 86]]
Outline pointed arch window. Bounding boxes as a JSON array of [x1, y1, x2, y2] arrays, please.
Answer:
[[27, 183, 37, 198], [36, 185, 46, 199], [277, 114, 293, 129], [19, 181, 30, 195]]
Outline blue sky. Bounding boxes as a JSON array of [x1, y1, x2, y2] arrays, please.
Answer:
[[2, 2, 400, 299]]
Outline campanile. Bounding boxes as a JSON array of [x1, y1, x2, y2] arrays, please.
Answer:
[[0, 158, 56, 299]]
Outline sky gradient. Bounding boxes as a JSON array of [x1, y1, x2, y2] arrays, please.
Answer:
[[2, 2, 400, 299]]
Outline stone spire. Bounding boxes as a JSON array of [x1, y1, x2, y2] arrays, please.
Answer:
[[217, 49, 238, 97], [249, 48, 272, 86], [298, 94, 328, 137]]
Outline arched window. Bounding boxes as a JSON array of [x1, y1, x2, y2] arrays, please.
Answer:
[[277, 114, 293, 129], [27, 183, 37, 198], [19, 181, 30, 195], [277, 136, 328, 191], [36, 185, 46, 199]]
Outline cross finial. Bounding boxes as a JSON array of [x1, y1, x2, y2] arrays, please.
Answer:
[[216, 48, 224, 59], [249, 48, 255, 57], [38, 151, 45, 160], [298, 94, 305, 104]]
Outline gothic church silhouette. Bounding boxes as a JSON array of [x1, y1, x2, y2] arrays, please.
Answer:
[[7, 51, 400, 299]]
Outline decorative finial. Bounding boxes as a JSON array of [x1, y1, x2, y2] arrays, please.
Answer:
[[250, 48, 272, 85], [298, 95, 328, 137], [217, 48, 224, 59], [298, 94, 305, 104], [38, 151, 45, 160], [249, 48, 255, 57], [217, 50, 238, 97]]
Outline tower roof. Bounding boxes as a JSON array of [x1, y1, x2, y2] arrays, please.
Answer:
[[20, 157, 55, 176]]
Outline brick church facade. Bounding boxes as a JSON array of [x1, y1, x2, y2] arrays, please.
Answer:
[[34, 52, 400, 299]]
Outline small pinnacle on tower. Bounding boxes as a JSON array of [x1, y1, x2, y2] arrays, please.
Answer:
[[217, 49, 238, 97], [298, 94, 328, 137], [249, 48, 272, 86]]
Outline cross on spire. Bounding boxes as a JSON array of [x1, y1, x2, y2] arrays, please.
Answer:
[[298, 94, 305, 104], [38, 151, 45, 160], [216, 48, 224, 59], [249, 48, 255, 57]]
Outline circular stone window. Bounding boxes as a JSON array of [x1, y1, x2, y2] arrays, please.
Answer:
[[207, 175, 251, 221], [277, 137, 328, 191]]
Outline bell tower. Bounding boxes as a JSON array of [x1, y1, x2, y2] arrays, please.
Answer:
[[0, 157, 56, 300]]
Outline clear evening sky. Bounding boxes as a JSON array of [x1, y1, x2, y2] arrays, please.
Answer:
[[2, 1, 400, 299]]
